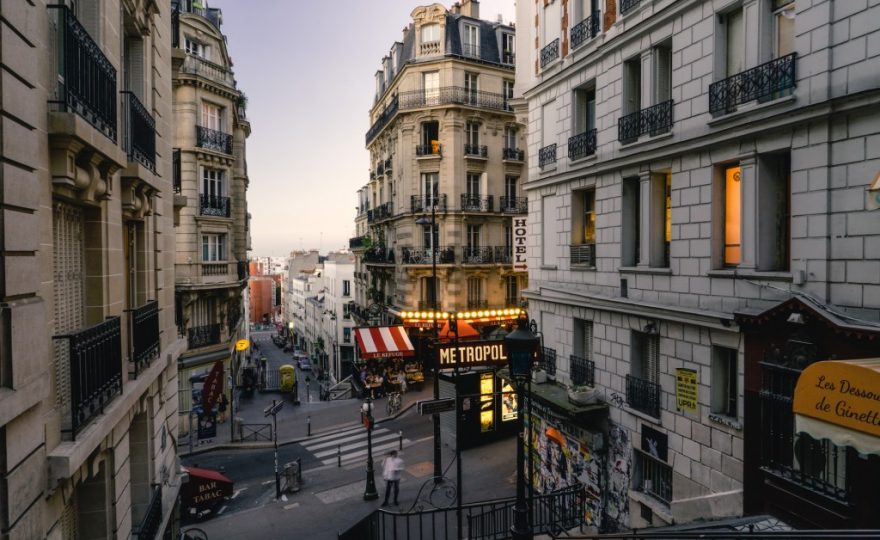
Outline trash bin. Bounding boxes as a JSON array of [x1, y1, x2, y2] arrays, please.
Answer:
[[283, 459, 301, 492]]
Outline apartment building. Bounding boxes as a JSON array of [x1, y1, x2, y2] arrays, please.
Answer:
[[351, 1, 528, 334], [285, 251, 322, 347], [517, 0, 880, 531], [0, 0, 182, 537], [319, 253, 357, 380], [171, 1, 251, 436]]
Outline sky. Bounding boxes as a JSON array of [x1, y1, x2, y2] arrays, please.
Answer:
[[213, 0, 517, 257]]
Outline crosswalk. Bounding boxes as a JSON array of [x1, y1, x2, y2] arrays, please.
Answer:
[[301, 424, 410, 466]]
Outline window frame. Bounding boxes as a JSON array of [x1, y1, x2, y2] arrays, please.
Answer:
[[201, 233, 227, 262]]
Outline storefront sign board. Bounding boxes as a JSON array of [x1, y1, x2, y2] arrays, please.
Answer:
[[418, 398, 456, 415], [675, 368, 698, 413], [793, 359, 880, 438], [436, 340, 507, 369]]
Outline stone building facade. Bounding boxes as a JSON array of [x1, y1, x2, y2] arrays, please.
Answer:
[[0, 0, 182, 537], [516, 0, 880, 531], [171, 1, 251, 431]]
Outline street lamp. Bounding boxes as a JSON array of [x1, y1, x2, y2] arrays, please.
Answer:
[[264, 399, 284, 499], [505, 317, 539, 540], [361, 398, 379, 500], [415, 202, 442, 484]]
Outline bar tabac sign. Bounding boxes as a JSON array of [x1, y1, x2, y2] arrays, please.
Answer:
[[436, 340, 507, 369], [793, 359, 880, 437]]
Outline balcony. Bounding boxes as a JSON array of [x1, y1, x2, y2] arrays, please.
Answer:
[[570, 354, 595, 386], [540, 347, 558, 376], [571, 12, 601, 50], [503, 147, 525, 161], [133, 484, 162, 540], [237, 260, 249, 281], [202, 263, 228, 276], [399, 86, 513, 112], [349, 236, 368, 249], [494, 246, 513, 264], [54, 317, 123, 440], [371, 202, 394, 222], [179, 54, 236, 88], [173, 0, 222, 30], [416, 143, 442, 157], [411, 194, 448, 213], [500, 196, 528, 214], [363, 247, 395, 265], [129, 301, 159, 377], [365, 95, 399, 145], [461, 194, 494, 212], [502, 52, 516, 65], [188, 323, 221, 349], [420, 40, 441, 56], [401, 247, 455, 265], [620, 0, 641, 15], [540, 38, 560, 69], [121, 91, 156, 171], [199, 194, 231, 217], [539, 143, 557, 168], [462, 43, 481, 58], [464, 144, 488, 158], [48, 5, 117, 142], [196, 125, 233, 154], [618, 100, 674, 143], [568, 129, 597, 161], [173, 149, 182, 194], [377, 161, 385, 177], [462, 246, 495, 264], [384, 158, 393, 173], [570, 243, 596, 266], [709, 53, 797, 116], [467, 299, 489, 309], [626, 374, 661, 418]]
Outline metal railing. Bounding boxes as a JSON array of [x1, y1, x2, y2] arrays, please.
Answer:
[[411, 194, 447, 213], [462, 246, 494, 264], [372, 202, 393, 222], [460, 194, 494, 212], [637, 453, 672, 504], [540, 38, 560, 69], [173, 149, 182, 193], [709, 53, 797, 116], [54, 317, 123, 440], [48, 5, 117, 142], [626, 374, 661, 418], [570, 354, 594, 386], [462, 43, 480, 58], [401, 247, 455, 265], [179, 54, 235, 88], [134, 484, 162, 540], [237, 260, 249, 281], [618, 100, 674, 143], [571, 12, 601, 50], [503, 147, 524, 161], [130, 301, 159, 377], [363, 247, 395, 265], [196, 125, 233, 154], [188, 323, 221, 349], [121, 91, 156, 170], [539, 143, 557, 168], [199, 194, 231, 217], [540, 347, 557, 376], [500, 196, 528, 214], [464, 144, 488, 158], [467, 299, 489, 309], [568, 128, 597, 161], [620, 0, 642, 15], [416, 144, 442, 157], [494, 246, 513, 264], [171, 2, 180, 48], [570, 243, 596, 266], [502, 52, 516, 65], [366, 96, 399, 145]]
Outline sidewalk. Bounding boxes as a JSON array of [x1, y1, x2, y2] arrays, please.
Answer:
[[182, 330, 434, 456]]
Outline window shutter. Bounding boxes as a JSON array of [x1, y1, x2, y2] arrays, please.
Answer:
[[583, 321, 593, 360], [53, 203, 85, 411], [647, 334, 659, 383]]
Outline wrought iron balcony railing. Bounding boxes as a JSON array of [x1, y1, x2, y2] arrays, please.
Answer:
[[503, 147, 524, 161], [199, 194, 231, 217], [374, 202, 393, 221], [709, 53, 797, 116], [462, 43, 480, 58], [401, 246, 455, 264], [462, 246, 494, 264], [620, 0, 642, 15], [464, 144, 488, 158], [540, 347, 557, 376], [129, 301, 159, 377], [416, 144, 442, 157], [411, 194, 448, 213], [539, 143, 557, 168], [377, 161, 385, 176], [173, 149, 182, 193], [626, 374, 661, 418], [48, 5, 117, 142], [188, 323, 221, 349], [237, 260, 249, 281], [196, 125, 233, 154], [570, 354, 595, 386], [134, 484, 162, 540], [365, 95, 399, 145], [502, 52, 516, 65], [172, 0, 222, 29], [349, 236, 368, 249], [179, 54, 236, 88], [363, 247, 395, 264], [461, 194, 494, 212], [384, 158, 393, 172], [121, 91, 156, 170], [54, 317, 123, 440], [494, 245, 513, 264], [571, 12, 601, 50], [540, 38, 560, 69], [570, 243, 596, 266], [500, 196, 528, 214], [467, 299, 489, 309], [568, 128, 597, 161], [618, 100, 674, 143]]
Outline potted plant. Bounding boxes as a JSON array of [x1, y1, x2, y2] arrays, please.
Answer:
[[532, 365, 547, 384], [568, 383, 599, 405]]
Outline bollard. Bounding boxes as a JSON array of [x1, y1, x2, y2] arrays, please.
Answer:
[[307, 415, 311, 437], [399, 430, 403, 450], [337, 445, 342, 467]]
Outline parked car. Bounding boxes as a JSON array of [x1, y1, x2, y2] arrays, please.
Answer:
[[297, 357, 312, 371]]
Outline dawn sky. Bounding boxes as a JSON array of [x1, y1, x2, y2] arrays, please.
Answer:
[[213, 0, 517, 257]]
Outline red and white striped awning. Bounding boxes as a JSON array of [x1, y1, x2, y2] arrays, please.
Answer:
[[354, 326, 415, 359]]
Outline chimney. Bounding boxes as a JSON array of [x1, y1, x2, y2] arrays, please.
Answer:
[[461, 0, 479, 19], [451, 2, 461, 15]]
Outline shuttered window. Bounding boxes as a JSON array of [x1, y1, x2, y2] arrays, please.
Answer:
[[53, 202, 86, 410]]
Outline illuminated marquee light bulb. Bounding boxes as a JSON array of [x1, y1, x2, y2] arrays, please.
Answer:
[[457, 312, 464, 319], [490, 310, 497, 317], [442, 313, 449, 319]]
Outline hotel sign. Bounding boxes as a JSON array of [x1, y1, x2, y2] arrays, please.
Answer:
[[436, 340, 508, 369], [512, 217, 528, 271], [793, 359, 880, 438]]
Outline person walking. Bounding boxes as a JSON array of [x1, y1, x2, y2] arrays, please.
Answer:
[[217, 393, 229, 423], [380, 450, 404, 507]]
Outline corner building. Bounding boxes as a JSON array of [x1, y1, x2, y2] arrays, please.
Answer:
[[0, 0, 182, 537], [517, 0, 880, 531]]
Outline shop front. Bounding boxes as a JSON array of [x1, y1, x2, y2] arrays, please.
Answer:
[[353, 326, 422, 397], [440, 368, 520, 450]]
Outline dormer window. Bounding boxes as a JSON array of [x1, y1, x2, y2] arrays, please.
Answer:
[[185, 37, 208, 60], [462, 23, 479, 58], [502, 33, 515, 64], [420, 23, 441, 55]]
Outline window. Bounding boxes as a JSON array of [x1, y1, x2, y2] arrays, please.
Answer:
[[505, 176, 518, 200], [502, 33, 515, 64], [543, 0, 560, 45], [202, 168, 224, 197], [466, 173, 480, 197], [202, 234, 227, 262], [185, 38, 207, 59], [343, 327, 351, 342], [654, 41, 672, 105], [421, 23, 439, 44], [503, 79, 514, 110], [622, 177, 640, 267], [773, 1, 795, 58], [722, 164, 742, 266], [467, 277, 483, 305], [421, 172, 439, 206], [422, 223, 439, 249], [201, 102, 222, 131], [123, 35, 145, 99], [573, 85, 596, 134], [571, 188, 596, 253], [646, 172, 672, 268], [464, 72, 478, 104], [723, 8, 745, 78], [421, 276, 438, 306], [504, 127, 517, 150], [423, 72, 440, 105], [629, 330, 660, 417], [757, 152, 790, 271], [622, 57, 641, 117], [711, 347, 738, 418], [506, 276, 519, 304], [573, 0, 599, 22], [462, 23, 479, 57], [343, 280, 351, 297], [421, 121, 439, 148], [466, 122, 479, 147], [467, 225, 481, 249], [634, 451, 672, 504]]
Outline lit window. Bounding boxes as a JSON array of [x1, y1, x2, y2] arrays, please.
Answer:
[[724, 165, 742, 266]]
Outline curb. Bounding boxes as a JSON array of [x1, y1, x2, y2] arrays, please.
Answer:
[[180, 399, 419, 458]]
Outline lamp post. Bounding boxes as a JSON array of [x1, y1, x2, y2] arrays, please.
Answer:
[[362, 398, 379, 500], [415, 199, 442, 484], [264, 400, 284, 499], [505, 317, 539, 540]]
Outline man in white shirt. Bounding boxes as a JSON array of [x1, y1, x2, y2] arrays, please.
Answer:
[[381, 450, 404, 506]]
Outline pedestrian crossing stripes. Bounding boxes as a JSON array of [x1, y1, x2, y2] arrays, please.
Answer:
[[301, 425, 410, 466]]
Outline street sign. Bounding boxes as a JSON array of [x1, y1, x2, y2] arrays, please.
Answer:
[[418, 398, 456, 415], [263, 400, 284, 417], [235, 339, 250, 351]]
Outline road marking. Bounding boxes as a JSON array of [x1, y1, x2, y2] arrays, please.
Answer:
[[217, 505, 227, 515], [231, 487, 248, 499], [261, 480, 274, 485], [324, 440, 411, 466], [283, 502, 299, 510], [312, 432, 401, 458]]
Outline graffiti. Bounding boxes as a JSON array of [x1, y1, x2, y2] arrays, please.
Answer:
[[609, 392, 625, 408], [601, 423, 631, 533]]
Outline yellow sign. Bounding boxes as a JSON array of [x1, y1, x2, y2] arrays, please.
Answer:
[[235, 339, 250, 351], [675, 368, 698, 413], [793, 359, 880, 438]]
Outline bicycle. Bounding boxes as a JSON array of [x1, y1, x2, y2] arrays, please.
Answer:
[[386, 391, 402, 415]]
